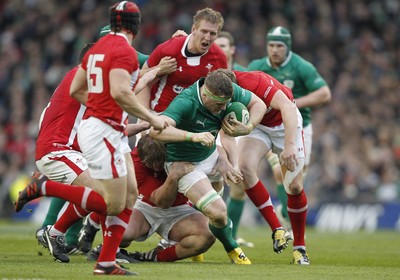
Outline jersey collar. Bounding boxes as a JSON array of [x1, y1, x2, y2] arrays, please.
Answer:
[[181, 34, 209, 58], [114, 32, 130, 43]]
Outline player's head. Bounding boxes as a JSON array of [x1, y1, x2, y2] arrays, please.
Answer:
[[202, 70, 233, 114], [137, 134, 166, 172], [266, 26, 291, 55], [190, 8, 224, 54], [110, 1, 141, 36], [215, 31, 235, 67]]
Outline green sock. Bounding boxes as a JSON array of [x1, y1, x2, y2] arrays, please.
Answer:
[[209, 219, 238, 252], [227, 198, 245, 239], [42, 198, 66, 226], [65, 219, 83, 246], [276, 184, 289, 218]]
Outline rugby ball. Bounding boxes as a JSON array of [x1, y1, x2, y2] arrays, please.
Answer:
[[224, 102, 250, 125]]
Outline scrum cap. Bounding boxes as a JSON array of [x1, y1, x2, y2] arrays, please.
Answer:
[[110, 1, 141, 35], [266, 26, 292, 51]]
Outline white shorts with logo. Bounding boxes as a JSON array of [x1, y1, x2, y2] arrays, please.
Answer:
[[77, 117, 131, 180], [36, 150, 87, 184], [239, 108, 305, 159], [165, 149, 223, 196], [134, 199, 198, 243]]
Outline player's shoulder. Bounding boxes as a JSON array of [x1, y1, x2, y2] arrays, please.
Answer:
[[160, 36, 187, 49], [247, 57, 266, 69], [152, 36, 186, 58], [290, 52, 315, 69]]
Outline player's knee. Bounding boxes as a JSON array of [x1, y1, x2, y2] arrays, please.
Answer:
[[197, 232, 216, 251], [287, 181, 303, 195], [204, 204, 227, 227], [239, 161, 255, 179], [105, 202, 125, 215]]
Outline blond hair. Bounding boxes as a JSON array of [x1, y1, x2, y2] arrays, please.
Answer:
[[193, 7, 224, 31]]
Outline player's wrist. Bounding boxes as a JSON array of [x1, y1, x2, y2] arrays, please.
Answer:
[[184, 132, 193, 142], [247, 121, 254, 132]]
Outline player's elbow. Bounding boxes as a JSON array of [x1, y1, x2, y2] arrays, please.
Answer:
[[320, 86, 332, 104], [153, 197, 173, 208]]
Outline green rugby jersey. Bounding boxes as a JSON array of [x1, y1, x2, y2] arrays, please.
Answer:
[[248, 51, 327, 126], [162, 78, 252, 162]]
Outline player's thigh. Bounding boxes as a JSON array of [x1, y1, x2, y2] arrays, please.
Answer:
[[36, 150, 87, 185], [237, 134, 269, 171], [169, 212, 210, 242], [72, 170, 93, 188], [92, 176, 128, 208], [124, 208, 150, 241], [124, 152, 138, 207]]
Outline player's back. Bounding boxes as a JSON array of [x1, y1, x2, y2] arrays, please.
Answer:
[[36, 66, 85, 160], [82, 33, 139, 131], [233, 70, 293, 127]]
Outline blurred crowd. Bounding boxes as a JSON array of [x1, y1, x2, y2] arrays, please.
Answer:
[[0, 0, 399, 216]]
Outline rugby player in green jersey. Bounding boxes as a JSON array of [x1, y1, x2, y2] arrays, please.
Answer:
[[149, 70, 266, 264]]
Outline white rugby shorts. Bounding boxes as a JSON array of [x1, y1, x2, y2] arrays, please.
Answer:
[[78, 117, 131, 179]]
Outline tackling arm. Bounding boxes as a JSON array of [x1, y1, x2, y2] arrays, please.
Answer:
[[270, 90, 299, 172], [110, 68, 167, 131], [149, 161, 194, 208]]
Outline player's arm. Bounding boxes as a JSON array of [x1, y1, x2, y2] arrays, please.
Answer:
[[149, 115, 215, 147], [294, 85, 331, 109], [247, 92, 267, 128], [270, 90, 299, 172], [125, 122, 151, 137], [215, 131, 243, 184], [133, 67, 160, 94], [149, 161, 194, 208], [70, 66, 88, 105], [110, 68, 167, 131]]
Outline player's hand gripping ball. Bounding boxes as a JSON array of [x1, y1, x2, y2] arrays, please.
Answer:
[[223, 102, 250, 125]]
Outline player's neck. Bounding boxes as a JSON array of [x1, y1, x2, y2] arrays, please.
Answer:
[[187, 37, 203, 56]]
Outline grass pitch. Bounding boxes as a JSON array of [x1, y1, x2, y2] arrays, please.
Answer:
[[0, 220, 399, 280]]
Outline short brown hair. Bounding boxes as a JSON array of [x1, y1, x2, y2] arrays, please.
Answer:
[[213, 68, 237, 83], [193, 8, 224, 31], [205, 70, 233, 99]]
